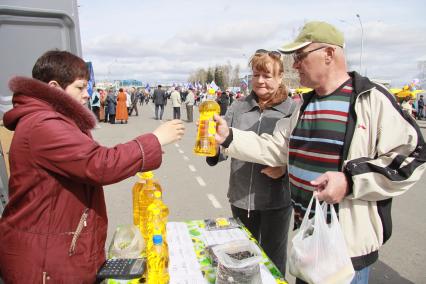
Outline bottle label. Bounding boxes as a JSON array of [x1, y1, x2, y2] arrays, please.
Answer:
[[199, 111, 217, 137]]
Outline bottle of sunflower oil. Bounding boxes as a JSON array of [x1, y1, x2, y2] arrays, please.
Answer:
[[193, 88, 221, 157], [146, 234, 169, 284], [132, 172, 145, 228], [133, 171, 162, 240], [146, 191, 169, 242]]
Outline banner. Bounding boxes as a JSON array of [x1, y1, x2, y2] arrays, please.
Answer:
[[86, 62, 95, 97]]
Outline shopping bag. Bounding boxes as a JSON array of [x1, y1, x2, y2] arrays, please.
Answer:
[[108, 224, 145, 259], [289, 196, 355, 284]]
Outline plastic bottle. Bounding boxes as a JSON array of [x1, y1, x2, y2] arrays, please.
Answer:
[[146, 234, 169, 284], [132, 171, 162, 239], [193, 88, 221, 157], [146, 191, 169, 241]]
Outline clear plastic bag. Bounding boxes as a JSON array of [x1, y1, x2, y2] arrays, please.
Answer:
[[289, 196, 355, 284], [212, 239, 263, 284], [108, 224, 145, 259]]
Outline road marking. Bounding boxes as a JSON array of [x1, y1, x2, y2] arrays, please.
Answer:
[[195, 176, 206, 187], [175, 143, 180, 147], [183, 155, 189, 161], [188, 164, 196, 172], [207, 193, 222, 208], [178, 149, 184, 154]]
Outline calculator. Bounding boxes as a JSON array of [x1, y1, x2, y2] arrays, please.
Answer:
[[96, 258, 146, 280]]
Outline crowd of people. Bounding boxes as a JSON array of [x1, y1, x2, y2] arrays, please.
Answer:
[[400, 94, 425, 120], [0, 20, 425, 284], [89, 82, 247, 125]]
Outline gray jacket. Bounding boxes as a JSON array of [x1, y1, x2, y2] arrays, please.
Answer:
[[207, 93, 296, 210], [152, 88, 167, 105]]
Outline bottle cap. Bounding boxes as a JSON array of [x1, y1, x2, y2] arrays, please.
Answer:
[[153, 235, 163, 244], [138, 171, 154, 180], [152, 208, 160, 215], [154, 191, 162, 198]]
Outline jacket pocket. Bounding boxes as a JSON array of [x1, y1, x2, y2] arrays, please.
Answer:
[[68, 208, 89, 256]]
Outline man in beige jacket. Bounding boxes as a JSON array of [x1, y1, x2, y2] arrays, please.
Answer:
[[213, 21, 426, 284], [170, 87, 182, 119]]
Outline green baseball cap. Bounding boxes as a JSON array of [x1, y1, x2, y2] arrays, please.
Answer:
[[279, 21, 345, 54]]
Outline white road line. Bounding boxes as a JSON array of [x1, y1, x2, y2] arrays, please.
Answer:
[[207, 193, 222, 209], [195, 176, 206, 187], [188, 164, 196, 172], [178, 149, 184, 154], [183, 155, 189, 161], [175, 143, 180, 147]]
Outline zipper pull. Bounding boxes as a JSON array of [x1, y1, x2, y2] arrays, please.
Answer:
[[84, 220, 87, 227], [247, 208, 250, 219]]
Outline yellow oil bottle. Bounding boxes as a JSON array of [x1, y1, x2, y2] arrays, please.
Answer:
[[146, 191, 169, 241], [146, 234, 169, 284], [193, 88, 221, 157], [132, 171, 162, 239]]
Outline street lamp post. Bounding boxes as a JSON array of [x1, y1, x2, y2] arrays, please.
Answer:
[[356, 14, 364, 75]]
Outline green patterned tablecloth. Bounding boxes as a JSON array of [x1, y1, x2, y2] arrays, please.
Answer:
[[185, 219, 287, 284]]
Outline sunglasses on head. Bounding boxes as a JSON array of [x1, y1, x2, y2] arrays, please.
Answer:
[[255, 49, 282, 59]]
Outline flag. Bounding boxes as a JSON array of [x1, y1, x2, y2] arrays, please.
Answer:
[[86, 62, 95, 96], [210, 80, 219, 91]]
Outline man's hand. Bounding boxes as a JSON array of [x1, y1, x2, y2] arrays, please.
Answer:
[[213, 114, 230, 145], [310, 171, 349, 204], [261, 166, 286, 179], [153, 119, 185, 146]]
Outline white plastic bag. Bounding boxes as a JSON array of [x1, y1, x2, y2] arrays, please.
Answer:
[[289, 196, 355, 284], [108, 224, 145, 259]]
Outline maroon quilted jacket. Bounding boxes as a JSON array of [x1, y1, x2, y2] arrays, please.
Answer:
[[0, 77, 162, 283]]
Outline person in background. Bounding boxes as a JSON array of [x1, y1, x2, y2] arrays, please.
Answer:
[[170, 87, 182, 119], [206, 49, 296, 274], [0, 50, 185, 283], [213, 21, 426, 284], [218, 90, 230, 116], [401, 96, 414, 118], [417, 94, 424, 120], [152, 85, 167, 120], [184, 86, 195, 122], [99, 89, 106, 122], [115, 88, 128, 124], [128, 87, 139, 116], [91, 88, 101, 121], [106, 89, 115, 124], [125, 88, 131, 115], [229, 91, 234, 105]]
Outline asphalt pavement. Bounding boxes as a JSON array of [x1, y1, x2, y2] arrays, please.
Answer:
[[92, 102, 426, 284]]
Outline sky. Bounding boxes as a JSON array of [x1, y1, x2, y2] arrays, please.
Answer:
[[78, 0, 426, 87]]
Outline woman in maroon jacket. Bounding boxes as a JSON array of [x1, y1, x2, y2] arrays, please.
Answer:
[[0, 50, 184, 283]]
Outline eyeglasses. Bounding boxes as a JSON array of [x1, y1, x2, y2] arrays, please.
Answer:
[[292, 46, 327, 63], [255, 49, 282, 59]]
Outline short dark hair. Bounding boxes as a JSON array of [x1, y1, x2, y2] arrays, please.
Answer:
[[32, 50, 89, 89]]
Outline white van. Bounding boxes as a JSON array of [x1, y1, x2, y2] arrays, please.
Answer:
[[0, 0, 82, 214]]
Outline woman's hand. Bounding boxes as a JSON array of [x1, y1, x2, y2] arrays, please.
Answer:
[[261, 166, 286, 179], [153, 119, 185, 146]]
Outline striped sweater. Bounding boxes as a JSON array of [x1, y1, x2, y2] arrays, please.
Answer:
[[288, 79, 353, 227]]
